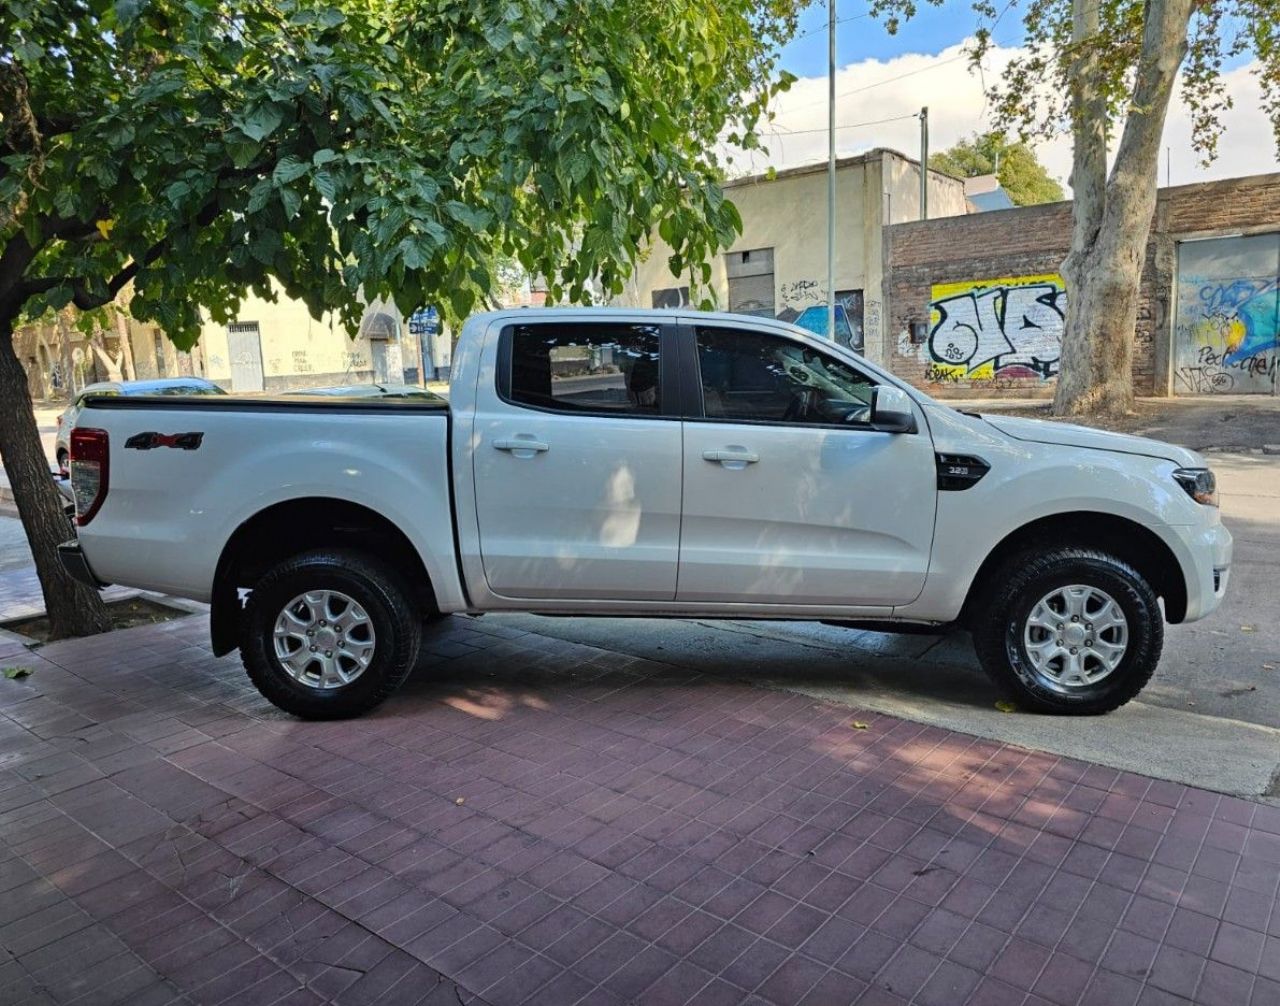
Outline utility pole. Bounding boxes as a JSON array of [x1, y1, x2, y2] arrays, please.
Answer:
[[919, 106, 929, 221], [826, 0, 837, 340]]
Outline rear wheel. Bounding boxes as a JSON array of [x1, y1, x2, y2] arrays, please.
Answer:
[[972, 547, 1163, 714], [240, 549, 421, 719]]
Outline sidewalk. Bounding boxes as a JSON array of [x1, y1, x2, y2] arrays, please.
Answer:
[[2, 613, 1277, 1006]]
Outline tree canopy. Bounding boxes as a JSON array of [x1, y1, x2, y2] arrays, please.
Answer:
[[0, 0, 806, 639], [929, 133, 1065, 206], [1, 0, 804, 345]]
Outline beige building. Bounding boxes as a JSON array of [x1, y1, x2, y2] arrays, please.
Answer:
[[616, 148, 969, 364], [197, 285, 421, 393], [17, 286, 426, 400]]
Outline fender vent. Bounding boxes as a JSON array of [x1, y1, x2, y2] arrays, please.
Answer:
[[936, 453, 990, 491]]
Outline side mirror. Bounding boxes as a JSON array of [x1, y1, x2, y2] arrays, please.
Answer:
[[870, 385, 918, 433]]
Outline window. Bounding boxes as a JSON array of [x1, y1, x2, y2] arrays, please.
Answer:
[[504, 323, 662, 415], [695, 326, 876, 425]]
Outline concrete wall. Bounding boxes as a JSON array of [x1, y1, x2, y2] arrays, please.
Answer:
[[616, 149, 968, 364], [884, 172, 1280, 398]]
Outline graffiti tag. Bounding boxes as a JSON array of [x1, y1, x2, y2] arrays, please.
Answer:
[[927, 277, 1066, 383], [1175, 274, 1278, 394]]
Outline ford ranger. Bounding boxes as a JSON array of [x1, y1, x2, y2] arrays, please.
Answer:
[[60, 308, 1232, 719]]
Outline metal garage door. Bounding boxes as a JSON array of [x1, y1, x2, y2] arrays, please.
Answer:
[[1173, 233, 1279, 395]]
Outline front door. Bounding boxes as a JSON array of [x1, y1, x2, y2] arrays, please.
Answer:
[[677, 321, 937, 607], [471, 319, 682, 601]]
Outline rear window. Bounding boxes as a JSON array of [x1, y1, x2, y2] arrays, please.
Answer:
[[502, 323, 662, 416]]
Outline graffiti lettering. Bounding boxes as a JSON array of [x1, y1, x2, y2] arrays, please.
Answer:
[[919, 275, 1066, 384], [781, 279, 823, 304]]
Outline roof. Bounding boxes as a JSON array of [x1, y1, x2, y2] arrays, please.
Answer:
[[962, 174, 1016, 211], [723, 148, 962, 190], [969, 188, 1016, 211]]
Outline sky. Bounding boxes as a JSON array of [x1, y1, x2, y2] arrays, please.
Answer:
[[743, 1, 1280, 194]]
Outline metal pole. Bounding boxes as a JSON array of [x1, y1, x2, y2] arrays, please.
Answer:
[[919, 106, 929, 221], [826, 0, 836, 340]]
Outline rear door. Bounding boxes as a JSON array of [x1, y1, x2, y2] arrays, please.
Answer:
[[470, 318, 683, 600], [676, 319, 937, 607]]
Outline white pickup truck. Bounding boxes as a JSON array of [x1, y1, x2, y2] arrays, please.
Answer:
[[61, 308, 1231, 719]]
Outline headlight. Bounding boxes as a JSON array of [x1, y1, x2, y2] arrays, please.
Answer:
[[1172, 467, 1218, 506]]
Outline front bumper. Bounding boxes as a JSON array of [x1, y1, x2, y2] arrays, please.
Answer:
[[1179, 521, 1232, 622], [57, 539, 108, 589]]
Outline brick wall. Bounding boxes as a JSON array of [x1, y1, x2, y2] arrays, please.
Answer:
[[883, 172, 1280, 398]]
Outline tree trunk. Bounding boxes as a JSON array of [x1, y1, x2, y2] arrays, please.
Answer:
[[89, 325, 125, 382], [0, 324, 112, 638], [1054, 0, 1195, 416], [114, 309, 137, 381]]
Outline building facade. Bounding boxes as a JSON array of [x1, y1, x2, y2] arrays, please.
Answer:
[[196, 287, 420, 393], [883, 172, 1280, 397], [616, 149, 969, 361]]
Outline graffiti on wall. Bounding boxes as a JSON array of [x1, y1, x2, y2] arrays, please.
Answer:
[[1174, 277, 1278, 394], [776, 285, 865, 352], [923, 274, 1066, 384]]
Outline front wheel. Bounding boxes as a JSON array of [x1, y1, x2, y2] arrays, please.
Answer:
[[240, 549, 422, 719], [972, 547, 1163, 715]]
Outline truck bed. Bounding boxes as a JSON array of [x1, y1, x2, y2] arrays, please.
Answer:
[[73, 392, 463, 609]]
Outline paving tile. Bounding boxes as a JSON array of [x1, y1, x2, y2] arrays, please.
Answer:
[[1, 614, 1278, 1006]]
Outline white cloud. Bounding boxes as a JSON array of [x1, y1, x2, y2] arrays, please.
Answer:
[[731, 41, 1280, 194]]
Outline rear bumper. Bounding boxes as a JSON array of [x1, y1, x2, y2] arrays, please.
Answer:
[[57, 540, 108, 589]]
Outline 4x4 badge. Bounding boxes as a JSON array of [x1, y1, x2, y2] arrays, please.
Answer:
[[124, 432, 204, 451]]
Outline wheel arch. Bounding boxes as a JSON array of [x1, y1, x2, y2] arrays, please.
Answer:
[[210, 497, 438, 656], [959, 511, 1188, 627]]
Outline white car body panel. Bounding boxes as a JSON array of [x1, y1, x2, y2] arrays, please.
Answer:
[[73, 307, 1230, 635]]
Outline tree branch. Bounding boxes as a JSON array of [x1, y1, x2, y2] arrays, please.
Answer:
[[18, 193, 223, 312]]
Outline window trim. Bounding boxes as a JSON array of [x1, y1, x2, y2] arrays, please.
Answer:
[[676, 321, 887, 432], [495, 321, 683, 421]]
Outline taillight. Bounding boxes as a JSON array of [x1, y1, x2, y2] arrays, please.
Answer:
[[69, 428, 109, 526]]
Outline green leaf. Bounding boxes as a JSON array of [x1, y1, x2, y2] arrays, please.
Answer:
[[273, 156, 309, 185], [313, 168, 337, 203], [247, 178, 273, 214], [2, 667, 32, 680], [279, 187, 301, 220], [240, 104, 285, 143]]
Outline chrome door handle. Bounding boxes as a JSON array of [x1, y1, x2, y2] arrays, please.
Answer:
[[493, 437, 549, 454], [703, 448, 759, 467]]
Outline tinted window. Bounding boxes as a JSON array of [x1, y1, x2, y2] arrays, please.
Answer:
[[696, 326, 875, 425], [506, 324, 662, 415]]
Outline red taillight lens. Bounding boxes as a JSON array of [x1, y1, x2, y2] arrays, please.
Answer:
[[69, 428, 109, 526]]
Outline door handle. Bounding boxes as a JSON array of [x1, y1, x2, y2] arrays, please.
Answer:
[[703, 448, 759, 467], [493, 437, 549, 455]]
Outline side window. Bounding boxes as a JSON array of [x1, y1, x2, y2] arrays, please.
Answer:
[[504, 323, 662, 416], [695, 326, 876, 425]]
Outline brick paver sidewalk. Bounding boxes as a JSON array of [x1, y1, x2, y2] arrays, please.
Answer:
[[1, 613, 1277, 1006]]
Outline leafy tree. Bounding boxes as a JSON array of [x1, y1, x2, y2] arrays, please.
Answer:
[[0, 0, 803, 638], [877, 0, 1280, 414], [929, 133, 1065, 206]]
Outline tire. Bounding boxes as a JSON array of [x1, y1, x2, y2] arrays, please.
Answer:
[[972, 547, 1163, 715], [240, 549, 422, 719], [56, 449, 68, 474]]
